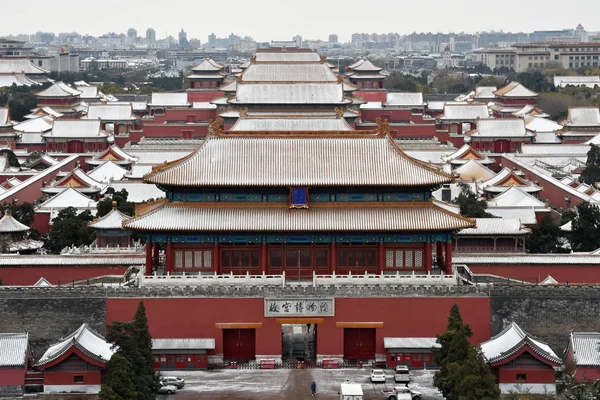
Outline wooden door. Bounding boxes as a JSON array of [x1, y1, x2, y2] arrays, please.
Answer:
[[223, 329, 255, 361], [343, 328, 376, 360]]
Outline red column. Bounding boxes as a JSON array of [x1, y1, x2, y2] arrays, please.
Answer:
[[424, 242, 432, 274], [166, 242, 174, 275], [329, 242, 337, 274], [377, 242, 385, 275], [436, 242, 443, 268], [212, 242, 220, 275], [145, 242, 152, 275], [152, 243, 159, 267], [261, 242, 268, 275], [445, 241, 453, 275]]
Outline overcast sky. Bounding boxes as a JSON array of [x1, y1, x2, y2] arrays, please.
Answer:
[[2, 0, 599, 43]]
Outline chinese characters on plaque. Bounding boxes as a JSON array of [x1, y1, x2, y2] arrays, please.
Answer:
[[265, 299, 335, 317]]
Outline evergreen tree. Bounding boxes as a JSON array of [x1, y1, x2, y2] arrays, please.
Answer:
[[46, 207, 95, 253], [98, 354, 137, 400], [97, 189, 135, 217], [579, 144, 600, 185], [433, 304, 473, 398], [455, 183, 494, 218], [526, 216, 562, 253], [571, 202, 600, 252], [105, 301, 158, 400], [132, 301, 160, 399], [448, 347, 500, 400]]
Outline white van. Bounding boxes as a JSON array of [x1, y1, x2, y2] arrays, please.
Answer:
[[340, 383, 363, 400], [394, 365, 411, 383]]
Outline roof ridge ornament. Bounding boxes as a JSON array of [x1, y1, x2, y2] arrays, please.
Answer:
[[334, 108, 345, 119], [375, 118, 391, 137], [240, 108, 249, 119], [208, 118, 224, 135]]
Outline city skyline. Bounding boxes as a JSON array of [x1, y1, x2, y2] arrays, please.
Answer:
[[2, 0, 599, 43]]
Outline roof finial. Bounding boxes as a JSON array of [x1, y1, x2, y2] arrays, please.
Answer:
[[112, 201, 117, 209]]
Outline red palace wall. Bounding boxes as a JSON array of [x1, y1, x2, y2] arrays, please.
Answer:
[[0, 266, 130, 286], [495, 98, 537, 106], [149, 109, 217, 124], [467, 265, 600, 284], [32, 213, 50, 235], [106, 297, 490, 359], [354, 91, 387, 103], [0, 368, 26, 386], [500, 155, 586, 209], [43, 371, 101, 385], [187, 91, 224, 103], [497, 366, 555, 384]]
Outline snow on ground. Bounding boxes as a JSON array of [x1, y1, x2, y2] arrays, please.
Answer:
[[157, 368, 443, 400]]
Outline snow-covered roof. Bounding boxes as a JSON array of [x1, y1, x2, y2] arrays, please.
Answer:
[[383, 337, 440, 349], [348, 59, 383, 72], [230, 117, 353, 131], [149, 93, 190, 107], [254, 51, 322, 63], [540, 275, 558, 285], [85, 104, 135, 121], [151, 338, 215, 351], [108, 181, 165, 203], [143, 134, 455, 187], [36, 323, 114, 367], [560, 220, 572, 232], [87, 161, 128, 183], [0, 59, 49, 75], [474, 86, 497, 99], [0, 73, 39, 88], [457, 218, 530, 236], [88, 144, 138, 166], [191, 58, 224, 72], [0, 333, 29, 367], [481, 167, 541, 193], [443, 144, 493, 165], [33, 277, 53, 287], [454, 160, 496, 182], [494, 81, 537, 98], [37, 82, 81, 98], [385, 92, 424, 107], [524, 115, 562, 133], [486, 207, 538, 225], [13, 115, 54, 133], [480, 322, 559, 365], [564, 107, 600, 127], [440, 103, 489, 120], [43, 120, 108, 139], [0, 211, 29, 233], [232, 83, 348, 105], [0, 108, 9, 127], [0, 254, 143, 266], [241, 63, 337, 82], [42, 167, 105, 194], [569, 332, 600, 367], [470, 118, 532, 138], [487, 186, 546, 207], [89, 206, 130, 230], [76, 86, 99, 99], [37, 187, 98, 212]]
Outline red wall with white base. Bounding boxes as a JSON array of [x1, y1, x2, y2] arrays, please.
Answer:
[[468, 265, 600, 284], [0, 368, 25, 386], [0, 266, 130, 286]]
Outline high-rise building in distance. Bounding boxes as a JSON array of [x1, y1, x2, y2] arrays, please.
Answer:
[[146, 28, 156, 44]]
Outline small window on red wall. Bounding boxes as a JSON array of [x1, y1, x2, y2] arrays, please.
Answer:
[[516, 373, 526, 381], [74, 375, 84, 383]]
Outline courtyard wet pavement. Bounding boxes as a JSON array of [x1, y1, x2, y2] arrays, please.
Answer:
[[156, 368, 443, 399]]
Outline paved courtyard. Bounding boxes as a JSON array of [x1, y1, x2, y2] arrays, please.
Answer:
[[156, 368, 443, 399]]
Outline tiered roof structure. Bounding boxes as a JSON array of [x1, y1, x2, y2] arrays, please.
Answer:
[[0, 59, 49, 88], [36, 82, 85, 116], [345, 59, 388, 89], [0, 210, 43, 254], [90, 202, 132, 248], [87, 144, 138, 167], [558, 107, 600, 142], [480, 167, 542, 195], [187, 58, 227, 90], [42, 167, 106, 195], [126, 118, 474, 278]]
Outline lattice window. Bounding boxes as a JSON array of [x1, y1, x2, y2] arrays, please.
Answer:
[[185, 251, 193, 268], [405, 251, 414, 268], [175, 251, 183, 269], [386, 250, 394, 267], [415, 250, 423, 268]]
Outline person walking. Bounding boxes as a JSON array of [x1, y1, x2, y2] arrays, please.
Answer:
[[311, 381, 317, 396]]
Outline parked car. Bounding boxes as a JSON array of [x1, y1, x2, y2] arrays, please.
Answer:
[[381, 386, 422, 400], [160, 376, 185, 389], [157, 384, 178, 395], [370, 369, 386, 383], [394, 365, 410, 383]]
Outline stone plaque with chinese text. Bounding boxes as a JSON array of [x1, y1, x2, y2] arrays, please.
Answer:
[[264, 299, 334, 317]]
